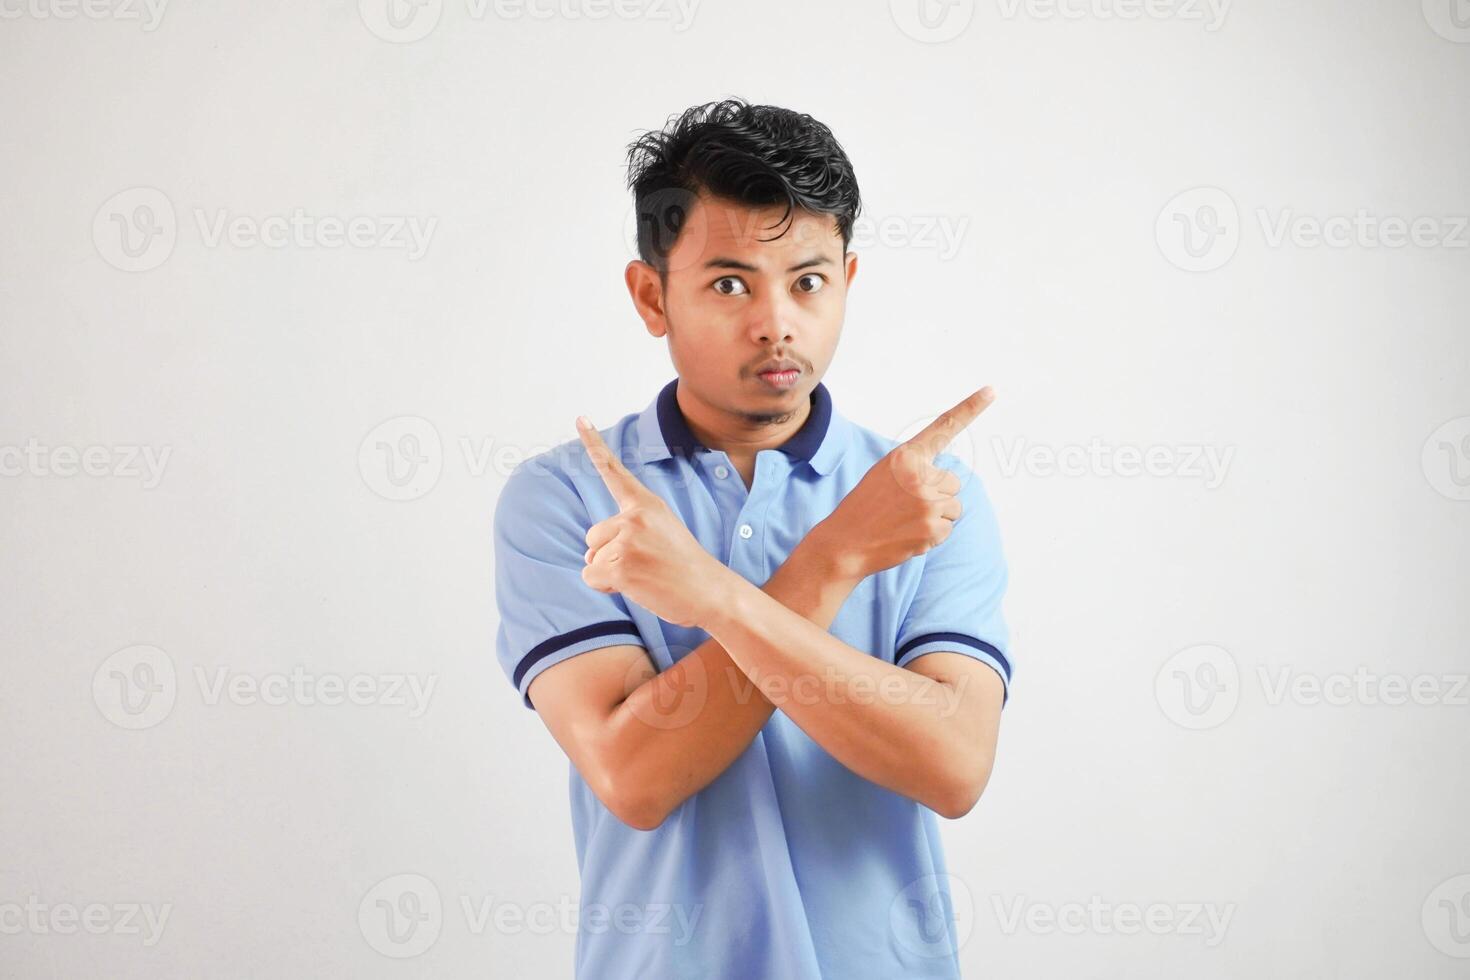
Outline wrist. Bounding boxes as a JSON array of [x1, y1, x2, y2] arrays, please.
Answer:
[[798, 519, 867, 584], [697, 563, 759, 635]]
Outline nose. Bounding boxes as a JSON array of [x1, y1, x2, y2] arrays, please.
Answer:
[[744, 288, 797, 346]]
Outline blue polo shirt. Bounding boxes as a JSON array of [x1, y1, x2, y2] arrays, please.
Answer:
[[492, 377, 1012, 979]]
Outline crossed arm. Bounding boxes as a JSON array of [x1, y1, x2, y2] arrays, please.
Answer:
[[526, 390, 1005, 831], [528, 521, 1002, 831], [529, 525, 859, 830]]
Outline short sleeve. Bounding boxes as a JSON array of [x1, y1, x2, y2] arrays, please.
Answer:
[[893, 456, 1013, 706], [493, 454, 648, 710]]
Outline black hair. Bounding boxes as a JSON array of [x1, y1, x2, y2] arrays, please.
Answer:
[[625, 97, 862, 279]]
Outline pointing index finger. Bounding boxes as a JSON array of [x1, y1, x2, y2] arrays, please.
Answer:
[[906, 387, 995, 460], [576, 415, 644, 511]]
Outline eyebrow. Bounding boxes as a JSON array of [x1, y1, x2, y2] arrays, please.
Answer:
[[703, 255, 834, 273]]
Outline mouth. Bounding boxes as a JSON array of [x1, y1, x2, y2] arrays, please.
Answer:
[[754, 357, 803, 391], [754, 367, 802, 390]]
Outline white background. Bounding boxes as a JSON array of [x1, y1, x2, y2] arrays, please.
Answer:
[[2, 0, 1468, 976]]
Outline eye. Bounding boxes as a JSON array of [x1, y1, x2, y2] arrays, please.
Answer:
[[712, 276, 748, 296], [794, 273, 826, 294]]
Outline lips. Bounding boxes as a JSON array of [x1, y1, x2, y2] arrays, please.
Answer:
[[754, 358, 801, 376], [755, 365, 802, 390]]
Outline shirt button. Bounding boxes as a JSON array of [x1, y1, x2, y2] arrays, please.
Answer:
[[738, 524, 753, 539], [714, 465, 729, 479]]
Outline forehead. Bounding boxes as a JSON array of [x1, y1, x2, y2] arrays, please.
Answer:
[[672, 193, 842, 268]]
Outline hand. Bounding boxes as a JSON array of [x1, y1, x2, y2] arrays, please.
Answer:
[[810, 387, 995, 580], [575, 415, 736, 628]]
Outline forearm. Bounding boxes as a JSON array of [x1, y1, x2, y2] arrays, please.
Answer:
[[699, 576, 987, 817], [602, 528, 862, 827]]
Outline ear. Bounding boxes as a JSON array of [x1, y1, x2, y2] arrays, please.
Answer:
[[625, 260, 669, 338], [844, 250, 859, 289]]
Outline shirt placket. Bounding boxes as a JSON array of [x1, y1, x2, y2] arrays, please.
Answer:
[[699, 449, 787, 582]]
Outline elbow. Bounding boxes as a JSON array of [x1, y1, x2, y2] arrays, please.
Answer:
[[582, 715, 673, 831], [932, 765, 993, 821], [594, 767, 670, 832], [612, 794, 669, 832], [934, 786, 981, 820]]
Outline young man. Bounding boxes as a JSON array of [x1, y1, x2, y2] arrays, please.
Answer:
[[493, 98, 1012, 979]]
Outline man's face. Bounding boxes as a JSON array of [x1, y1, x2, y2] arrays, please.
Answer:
[[626, 192, 858, 424]]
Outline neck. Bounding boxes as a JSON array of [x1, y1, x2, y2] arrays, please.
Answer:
[[676, 381, 811, 458]]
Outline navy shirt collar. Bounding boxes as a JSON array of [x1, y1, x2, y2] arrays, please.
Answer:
[[652, 376, 836, 468]]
